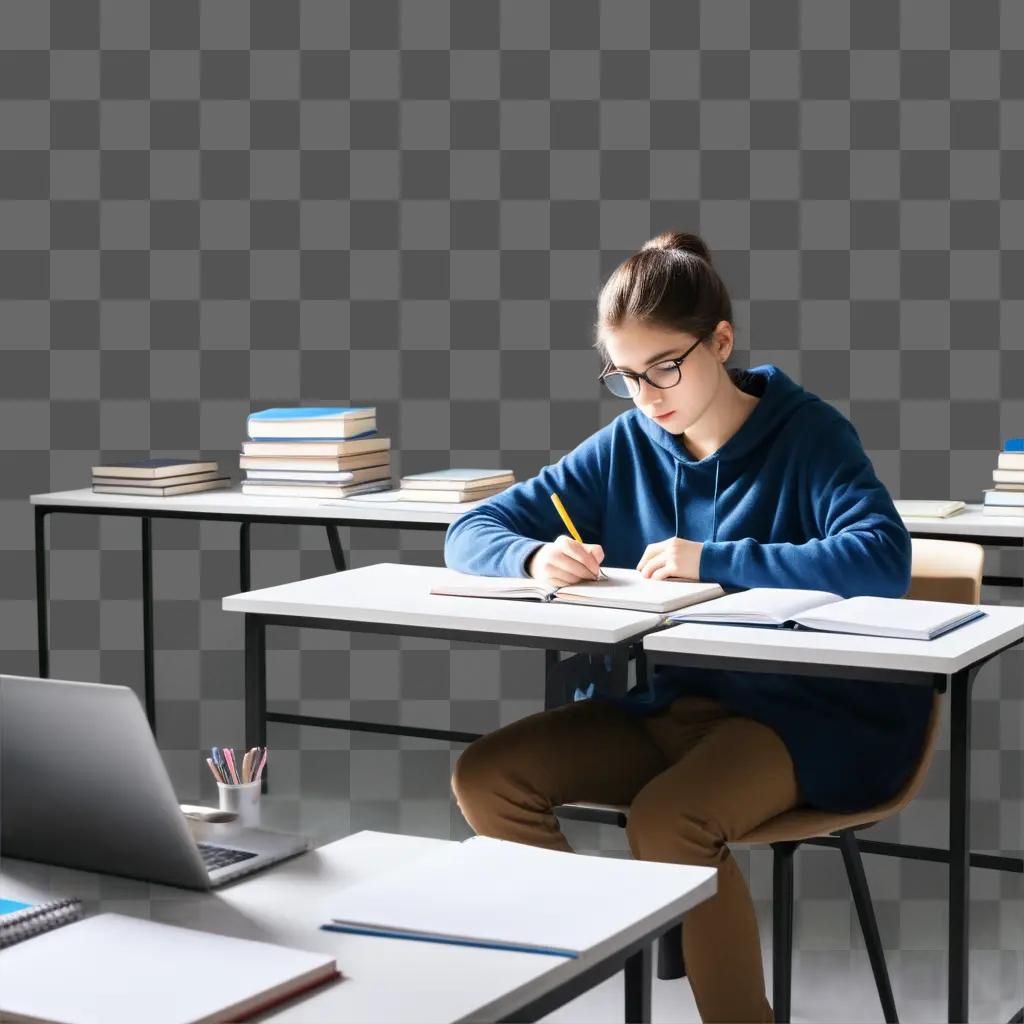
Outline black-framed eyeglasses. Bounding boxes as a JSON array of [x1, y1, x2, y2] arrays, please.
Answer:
[[598, 335, 705, 399]]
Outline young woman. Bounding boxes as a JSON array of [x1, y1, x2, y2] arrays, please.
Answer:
[[443, 231, 930, 1023]]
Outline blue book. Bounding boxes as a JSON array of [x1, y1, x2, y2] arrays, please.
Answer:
[[247, 407, 377, 441], [1005, 438, 1024, 452]]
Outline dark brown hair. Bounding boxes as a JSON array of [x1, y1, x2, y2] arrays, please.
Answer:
[[594, 231, 747, 385]]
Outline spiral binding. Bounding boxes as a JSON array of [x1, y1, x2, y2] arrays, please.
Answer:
[[0, 898, 84, 949]]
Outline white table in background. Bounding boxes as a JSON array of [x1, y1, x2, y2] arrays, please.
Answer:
[[900, 503, 1024, 590], [30, 487, 473, 733], [643, 607, 1024, 1024], [0, 829, 716, 1023]]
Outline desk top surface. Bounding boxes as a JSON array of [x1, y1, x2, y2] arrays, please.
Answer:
[[645, 603, 1024, 676], [0, 829, 711, 1024], [30, 487, 473, 525], [31, 491, 1024, 540], [222, 562, 663, 645]]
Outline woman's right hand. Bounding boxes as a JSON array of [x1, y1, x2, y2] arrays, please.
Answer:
[[525, 534, 605, 586]]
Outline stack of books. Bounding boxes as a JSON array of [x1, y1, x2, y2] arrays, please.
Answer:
[[240, 406, 392, 499], [396, 468, 515, 503], [91, 459, 231, 496], [984, 438, 1024, 516]]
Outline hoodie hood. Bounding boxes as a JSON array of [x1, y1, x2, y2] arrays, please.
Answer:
[[631, 363, 820, 542]]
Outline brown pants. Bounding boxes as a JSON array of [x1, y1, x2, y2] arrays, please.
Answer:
[[451, 694, 802, 1024]]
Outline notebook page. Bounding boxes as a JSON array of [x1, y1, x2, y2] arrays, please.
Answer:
[[791, 596, 984, 639], [555, 567, 723, 613], [0, 914, 337, 1024], [667, 587, 842, 625], [428, 575, 552, 600], [328, 835, 715, 956]]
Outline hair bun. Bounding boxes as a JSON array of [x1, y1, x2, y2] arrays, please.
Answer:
[[642, 231, 712, 264]]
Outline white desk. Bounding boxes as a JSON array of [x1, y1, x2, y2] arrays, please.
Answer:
[[0, 829, 716, 1023], [643, 608, 1024, 1024], [899, 503, 1024, 543], [221, 562, 662, 753], [30, 487, 476, 733]]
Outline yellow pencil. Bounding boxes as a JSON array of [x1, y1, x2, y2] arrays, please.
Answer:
[[550, 492, 608, 580]]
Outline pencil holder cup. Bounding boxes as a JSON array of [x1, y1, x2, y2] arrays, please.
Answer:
[[217, 780, 261, 828]]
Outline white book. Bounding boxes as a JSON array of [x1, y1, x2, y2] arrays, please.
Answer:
[[430, 566, 725, 614], [245, 469, 360, 482], [324, 835, 715, 958], [982, 505, 1024, 516], [994, 468, 1024, 484], [893, 499, 966, 519], [400, 468, 515, 490], [0, 913, 339, 1024], [396, 484, 508, 503], [241, 438, 390, 457], [242, 479, 391, 499], [983, 488, 1024, 506], [997, 451, 1024, 470], [668, 588, 984, 640]]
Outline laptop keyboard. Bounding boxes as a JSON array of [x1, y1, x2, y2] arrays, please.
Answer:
[[197, 843, 258, 872]]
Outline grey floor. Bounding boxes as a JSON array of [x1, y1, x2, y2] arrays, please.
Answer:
[[255, 792, 1024, 1024]]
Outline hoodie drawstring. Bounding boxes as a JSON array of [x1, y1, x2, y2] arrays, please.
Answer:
[[712, 459, 720, 543]]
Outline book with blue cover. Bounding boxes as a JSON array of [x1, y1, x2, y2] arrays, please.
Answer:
[[247, 407, 376, 440]]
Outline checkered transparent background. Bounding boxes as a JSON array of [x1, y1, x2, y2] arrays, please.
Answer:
[[1, 1, 1022, 1014]]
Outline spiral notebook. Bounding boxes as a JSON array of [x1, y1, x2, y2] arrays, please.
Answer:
[[0, 897, 83, 949]]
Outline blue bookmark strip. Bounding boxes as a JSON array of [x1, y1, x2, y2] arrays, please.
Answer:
[[320, 923, 577, 958]]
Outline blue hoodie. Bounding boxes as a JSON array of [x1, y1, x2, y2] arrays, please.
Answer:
[[444, 364, 933, 813]]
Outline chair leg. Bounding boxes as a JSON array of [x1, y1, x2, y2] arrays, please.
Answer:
[[656, 921, 685, 979], [771, 841, 799, 1024], [838, 830, 899, 1023]]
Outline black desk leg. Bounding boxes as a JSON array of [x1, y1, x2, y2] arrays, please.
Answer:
[[141, 516, 156, 735], [624, 943, 653, 1023], [239, 522, 251, 591], [326, 525, 347, 572], [34, 506, 49, 677], [949, 666, 975, 1023], [244, 614, 268, 792]]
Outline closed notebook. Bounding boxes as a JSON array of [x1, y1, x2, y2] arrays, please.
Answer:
[[668, 588, 984, 640], [893, 499, 966, 519], [0, 913, 340, 1024], [241, 438, 390, 457], [396, 484, 508, 503], [91, 459, 218, 480], [241, 479, 392, 499], [92, 478, 232, 497], [430, 566, 725, 614], [323, 835, 715, 958], [400, 468, 515, 491]]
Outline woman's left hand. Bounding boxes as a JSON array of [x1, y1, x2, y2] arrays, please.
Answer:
[[636, 537, 704, 580]]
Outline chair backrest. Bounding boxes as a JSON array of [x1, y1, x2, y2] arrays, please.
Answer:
[[736, 537, 986, 844], [875, 537, 985, 813], [828, 537, 984, 823]]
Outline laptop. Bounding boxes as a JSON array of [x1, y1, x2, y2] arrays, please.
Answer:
[[0, 674, 311, 889]]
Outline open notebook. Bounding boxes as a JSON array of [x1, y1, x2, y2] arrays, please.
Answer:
[[0, 913, 340, 1024], [323, 835, 715, 958], [667, 588, 984, 640], [430, 566, 725, 614]]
